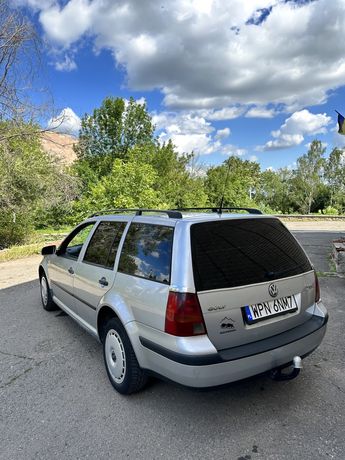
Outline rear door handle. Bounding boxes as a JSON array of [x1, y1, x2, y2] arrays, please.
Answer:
[[68, 267, 74, 274], [99, 277, 108, 287]]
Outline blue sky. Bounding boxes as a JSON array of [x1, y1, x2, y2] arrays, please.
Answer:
[[17, 0, 345, 171]]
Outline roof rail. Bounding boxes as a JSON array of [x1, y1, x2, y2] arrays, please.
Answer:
[[172, 207, 263, 215], [89, 208, 183, 219]]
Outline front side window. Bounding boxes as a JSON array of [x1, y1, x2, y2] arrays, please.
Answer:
[[118, 224, 174, 284], [83, 221, 127, 269], [60, 223, 95, 259]]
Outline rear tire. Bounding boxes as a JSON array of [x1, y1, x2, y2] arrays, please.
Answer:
[[40, 274, 57, 311], [103, 317, 147, 395]]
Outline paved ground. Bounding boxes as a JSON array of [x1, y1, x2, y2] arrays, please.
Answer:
[[0, 232, 344, 459], [293, 231, 343, 273]]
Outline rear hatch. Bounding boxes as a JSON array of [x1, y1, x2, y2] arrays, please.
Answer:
[[191, 217, 315, 350]]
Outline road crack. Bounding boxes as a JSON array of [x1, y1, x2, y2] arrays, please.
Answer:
[[0, 359, 44, 389], [0, 349, 35, 361]]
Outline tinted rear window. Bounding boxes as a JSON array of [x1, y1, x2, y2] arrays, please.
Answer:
[[191, 218, 312, 291], [118, 224, 174, 284]]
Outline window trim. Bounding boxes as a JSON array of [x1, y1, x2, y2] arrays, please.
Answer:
[[117, 222, 175, 285], [81, 220, 127, 270], [57, 222, 96, 260]]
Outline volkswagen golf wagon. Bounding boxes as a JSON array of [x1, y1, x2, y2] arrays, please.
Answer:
[[39, 208, 328, 394]]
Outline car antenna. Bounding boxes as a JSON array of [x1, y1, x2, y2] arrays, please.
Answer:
[[218, 158, 232, 215]]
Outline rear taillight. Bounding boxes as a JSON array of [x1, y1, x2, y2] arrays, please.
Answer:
[[165, 291, 207, 336], [314, 270, 321, 302]]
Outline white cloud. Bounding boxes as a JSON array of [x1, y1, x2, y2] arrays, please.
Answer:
[[23, 0, 345, 111], [274, 110, 331, 137], [153, 111, 217, 155], [215, 127, 231, 140], [260, 133, 305, 151], [47, 107, 81, 135], [54, 54, 77, 72], [245, 106, 276, 118], [249, 155, 258, 162], [159, 131, 221, 156], [220, 145, 247, 157], [153, 110, 243, 156], [13, 0, 54, 9], [39, 0, 95, 46], [260, 109, 332, 151], [152, 112, 213, 135], [205, 107, 246, 121]]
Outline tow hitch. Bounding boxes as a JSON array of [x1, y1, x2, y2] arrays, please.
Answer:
[[269, 356, 303, 381]]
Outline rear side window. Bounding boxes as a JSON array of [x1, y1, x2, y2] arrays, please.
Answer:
[[191, 218, 312, 292], [118, 224, 174, 284], [83, 221, 126, 269]]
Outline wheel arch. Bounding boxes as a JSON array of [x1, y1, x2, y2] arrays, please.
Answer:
[[97, 305, 120, 343], [38, 265, 45, 279]]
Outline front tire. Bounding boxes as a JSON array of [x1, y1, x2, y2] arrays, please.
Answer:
[[103, 317, 147, 395], [40, 274, 57, 311]]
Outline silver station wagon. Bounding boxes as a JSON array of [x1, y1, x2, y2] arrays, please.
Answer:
[[39, 208, 328, 394]]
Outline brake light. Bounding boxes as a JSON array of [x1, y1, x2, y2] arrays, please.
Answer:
[[314, 270, 321, 302], [165, 292, 207, 336]]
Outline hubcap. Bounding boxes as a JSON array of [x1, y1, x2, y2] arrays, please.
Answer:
[[105, 329, 126, 384], [41, 277, 48, 306]]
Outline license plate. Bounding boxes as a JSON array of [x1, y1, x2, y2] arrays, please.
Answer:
[[244, 294, 300, 325]]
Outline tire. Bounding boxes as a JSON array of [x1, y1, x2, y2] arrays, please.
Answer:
[[40, 273, 57, 311], [103, 317, 148, 395]]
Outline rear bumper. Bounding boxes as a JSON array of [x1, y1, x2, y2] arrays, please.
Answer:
[[137, 302, 328, 388]]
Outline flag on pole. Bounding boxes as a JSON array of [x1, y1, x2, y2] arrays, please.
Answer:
[[336, 110, 345, 135]]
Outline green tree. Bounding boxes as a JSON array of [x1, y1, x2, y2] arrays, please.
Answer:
[[74, 97, 155, 176], [257, 168, 295, 213], [324, 147, 345, 211], [128, 140, 208, 208], [291, 140, 325, 214], [0, 121, 77, 246], [205, 156, 260, 208], [73, 159, 164, 219]]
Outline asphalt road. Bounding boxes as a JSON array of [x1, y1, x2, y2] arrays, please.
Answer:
[[0, 232, 344, 460]]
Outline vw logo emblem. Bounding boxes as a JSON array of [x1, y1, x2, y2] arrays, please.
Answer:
[[268, 283, 278, 298]]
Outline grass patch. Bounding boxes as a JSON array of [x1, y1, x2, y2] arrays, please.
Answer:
[[0, 228, 69, 263], [33, 225, 73, 236], [0, 242, 46, 262], [317, 271, 342, 278]]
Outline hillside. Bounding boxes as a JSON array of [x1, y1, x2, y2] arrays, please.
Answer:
[[40, 131, 77, 165]]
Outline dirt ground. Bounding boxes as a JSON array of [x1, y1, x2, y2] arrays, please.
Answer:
[[0, 221, 344, 290], [0, 255, 42, 290], [284, 221, 345, 232]]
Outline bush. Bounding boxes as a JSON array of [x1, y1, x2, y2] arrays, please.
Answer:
[[0, 211, 32, 249], [34, 203, 75, 229], [322, 206, 339, 215]]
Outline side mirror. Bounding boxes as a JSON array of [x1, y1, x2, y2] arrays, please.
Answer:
[[41, 245, 56, 255]]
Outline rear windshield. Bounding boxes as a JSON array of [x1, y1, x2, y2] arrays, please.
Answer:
[[191, 218, 312, 291]]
